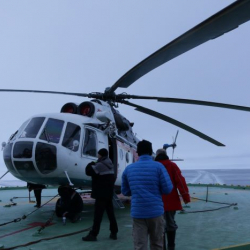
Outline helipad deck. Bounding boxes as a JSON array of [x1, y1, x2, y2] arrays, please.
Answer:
[[0, 185, 250, 250]]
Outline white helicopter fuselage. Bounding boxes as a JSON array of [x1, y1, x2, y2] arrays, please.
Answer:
[[2, 100, 139, 188]]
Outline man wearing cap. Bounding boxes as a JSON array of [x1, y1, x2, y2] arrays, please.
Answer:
[[122, 140, 173, 250], [82, 148, 118, 241], [155, 148, 190, 250]]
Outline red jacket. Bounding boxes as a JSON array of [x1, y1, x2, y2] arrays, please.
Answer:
[[159, 159, 190, 211]]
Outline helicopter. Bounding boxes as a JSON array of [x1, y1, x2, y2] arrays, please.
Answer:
[[1, 0, 250, 188]]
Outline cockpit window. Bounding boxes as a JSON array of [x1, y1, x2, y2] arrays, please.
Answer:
[[13, 141, 33, 158], [62, 122, 81, 152], [20, 117, 45, 138], [82, 129, 97, 157], [39, 118, 64, 144]]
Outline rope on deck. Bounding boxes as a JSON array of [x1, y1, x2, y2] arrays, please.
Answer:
[[1, 187, 84, 227], [2, 226, 92, 250], [0, 194, 59, 227], [179, 196, 237, 214], [182, 197, 237, 214], [179, 185, 238, 214]]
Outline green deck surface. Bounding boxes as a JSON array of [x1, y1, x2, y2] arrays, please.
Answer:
[[0, 185, 250, 250]]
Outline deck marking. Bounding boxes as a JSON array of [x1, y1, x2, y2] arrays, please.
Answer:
[[213, 242, 250, 250], [0, 222, 54, 239]]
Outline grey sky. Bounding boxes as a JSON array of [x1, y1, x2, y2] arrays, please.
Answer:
[[1, 1, 250, 180]]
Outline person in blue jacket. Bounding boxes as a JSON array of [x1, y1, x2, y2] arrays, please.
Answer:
[[122, 140, 173, 250]]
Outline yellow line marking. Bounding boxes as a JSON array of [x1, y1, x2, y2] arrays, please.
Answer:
[[212, 242, 250, 250]]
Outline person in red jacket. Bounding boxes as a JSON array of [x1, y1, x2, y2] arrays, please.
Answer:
[[155, 148, 190, 250]]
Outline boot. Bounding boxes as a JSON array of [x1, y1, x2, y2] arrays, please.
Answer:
[[82, 233, 97, 241], [109, 233, 117, 240], [166, 231, 176, 250]]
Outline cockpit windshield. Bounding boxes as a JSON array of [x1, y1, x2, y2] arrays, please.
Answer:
[[20, 117, 45, 139], [39, 118, 64, 144]]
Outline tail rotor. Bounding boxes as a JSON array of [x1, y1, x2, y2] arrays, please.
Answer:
[[162, 130, 183, 161], [172, 130, 179, 160]]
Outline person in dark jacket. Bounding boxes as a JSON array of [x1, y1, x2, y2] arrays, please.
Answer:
[[56, 186, 84, 223], [27, 183, 46, 208], [82, 148, 118, 241], [122, 140, 173, 250], [155, 148, 191, 250]]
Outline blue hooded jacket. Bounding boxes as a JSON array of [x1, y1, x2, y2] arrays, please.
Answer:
[[121, 155, 173, 218]]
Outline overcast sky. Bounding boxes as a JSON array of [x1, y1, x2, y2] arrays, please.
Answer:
[[0, 0, 250, 181]]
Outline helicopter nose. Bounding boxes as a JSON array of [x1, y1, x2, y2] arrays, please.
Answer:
[[3, 141, 35, 179], [3, 141, 57, 181]]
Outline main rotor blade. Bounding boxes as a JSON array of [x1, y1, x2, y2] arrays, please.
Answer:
[[122, 100, 225, 146], [109, 0, 250, 93], [118, 94, 250, 112], [0, 89, 90, 97]]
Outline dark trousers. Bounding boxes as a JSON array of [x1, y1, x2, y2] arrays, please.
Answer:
[[164, 211, 178, 231], [90, 198, 118, 236], [34, 189, 42, 206]]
